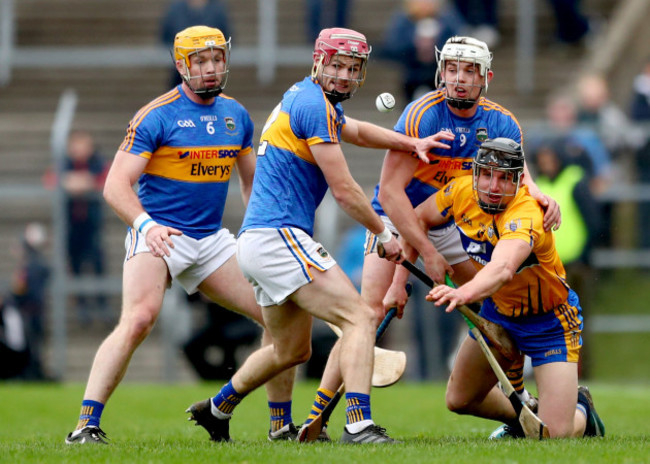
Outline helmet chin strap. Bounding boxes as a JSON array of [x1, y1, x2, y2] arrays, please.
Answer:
[[195, 87, 223, 100], [446, 97, 477, 110], [183, 75, 223, 100], [324, 89, 350, 104]]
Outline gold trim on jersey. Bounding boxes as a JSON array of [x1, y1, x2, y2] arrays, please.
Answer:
[[120, 89, 181, 153]]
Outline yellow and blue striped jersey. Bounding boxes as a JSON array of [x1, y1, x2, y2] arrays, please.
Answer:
[[119, 85, 254, 239], [434, 175, 571, 317], [371, 90, 523, 218], [240, 77, 346, 236]]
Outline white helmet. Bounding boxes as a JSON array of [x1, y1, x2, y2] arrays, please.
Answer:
[[435, 36, 492, 109]]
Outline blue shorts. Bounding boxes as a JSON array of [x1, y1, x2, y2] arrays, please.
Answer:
[[477, 289, 583, 367]]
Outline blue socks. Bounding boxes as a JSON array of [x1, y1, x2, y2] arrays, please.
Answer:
[[269, 401, 293, 432], [76, 400, 104, 429], [211, 380, 245, 415]]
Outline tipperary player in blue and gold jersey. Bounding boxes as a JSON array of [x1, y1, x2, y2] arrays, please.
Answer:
[[66, 26, 295, 445], [362, 36, 558, 418], [387, 138, 604, 439], [195, 27, 452, 445]]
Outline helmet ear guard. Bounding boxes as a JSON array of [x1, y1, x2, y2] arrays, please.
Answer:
[[435, 36, 493, 109], [472, 138, 525, 214], [311, 28, 371, 103], [173, 25, 231, 98]]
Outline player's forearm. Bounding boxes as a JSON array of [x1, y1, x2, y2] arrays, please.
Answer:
[[351, 120, 416, 152], [103, 179, 147, 228], [458, 260, 513, 303], [380, 189, 436, 258], [332, 183, 385, 235]]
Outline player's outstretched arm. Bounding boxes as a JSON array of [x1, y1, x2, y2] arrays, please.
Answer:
[[342, 118, 453, 163]]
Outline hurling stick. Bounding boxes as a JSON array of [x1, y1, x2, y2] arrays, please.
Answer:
[[326, 322, 407, 388], [325, 282, 411, 388], [466, 313, 549, 439], [398, 259, 519, 361], [298, 306, 401, 443], [443, 274, 549, 439]]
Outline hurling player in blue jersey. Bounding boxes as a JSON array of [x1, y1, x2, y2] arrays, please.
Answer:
[[186, 27, 452, 444], [65, 26, 296, 445], [304, 36, 562, 439]]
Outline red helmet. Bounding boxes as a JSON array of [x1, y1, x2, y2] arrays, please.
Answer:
[[312, 28, 371, 102], [313, 27, 371, 65]]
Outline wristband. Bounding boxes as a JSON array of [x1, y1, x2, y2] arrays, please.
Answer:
[[133, 212, 158, 237], [376, 227, 393, 244], [133, 212, 152, 233], [139, 219, 158, 237]]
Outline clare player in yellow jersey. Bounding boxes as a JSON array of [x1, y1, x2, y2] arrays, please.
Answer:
[[386, 138, 605, 439]]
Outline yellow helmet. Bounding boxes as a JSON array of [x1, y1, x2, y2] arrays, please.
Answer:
[[174, 26, 229, 68], [173, 26, 231, 98]]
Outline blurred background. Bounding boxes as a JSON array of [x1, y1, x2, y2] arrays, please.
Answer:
[[0, 0, 649, 385]]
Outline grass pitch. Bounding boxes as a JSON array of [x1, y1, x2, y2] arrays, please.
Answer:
[[1, 381, 648, 463]]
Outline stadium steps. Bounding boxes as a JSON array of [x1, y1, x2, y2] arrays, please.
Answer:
[[1, 0, 620, 381]]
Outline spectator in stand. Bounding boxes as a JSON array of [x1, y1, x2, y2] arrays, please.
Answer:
[[160, 0, 232, 88], [379, 0, 464, 103], [630, 58, 650, 121], [10, 222, 51, 380], [453, 0, 499, 48], [44, 130, 110, 326], [529, 94, 613, 197], [545, 0, 591, 45], [306, 0, 353, 43], [532, 143, 604, 377], [629, 59, 650, 248], [576, 72, 645, 159], [0, 293, 30, 380]]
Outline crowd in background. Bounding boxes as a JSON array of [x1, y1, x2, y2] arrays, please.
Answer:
[[2, 0, 650, 383]]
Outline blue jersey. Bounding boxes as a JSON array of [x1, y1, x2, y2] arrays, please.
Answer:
[[119, 86, 254, 239], [371, 90, 522, 215], [240, 77, 346, 236]]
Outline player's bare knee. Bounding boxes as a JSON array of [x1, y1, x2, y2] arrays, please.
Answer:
[[276, 344, 311, 367], [120, 309, 157, 343], [445, 389, 471, 414], [547, 420, 574, 438]]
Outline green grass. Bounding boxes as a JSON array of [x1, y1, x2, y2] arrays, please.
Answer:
[[1, 381, 649, 463]]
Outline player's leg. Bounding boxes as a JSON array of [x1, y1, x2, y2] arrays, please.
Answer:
[[446, 334, 517, 422], [534, 361, 582, 438], [197, 254, 298, 440], [66, 252, 168, 444], [301, 249, 395, 431], [292, 265, 395, 443], [187, 300, 311, 442]]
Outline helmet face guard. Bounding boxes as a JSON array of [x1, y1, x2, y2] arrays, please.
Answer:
[[173, 26, 231, 99], [435, 36, 492, 110], [311, 28, 371, 103], [472, 138, 525, 214]]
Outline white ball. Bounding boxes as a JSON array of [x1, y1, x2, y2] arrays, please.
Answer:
[[375, 92, 395, 112]]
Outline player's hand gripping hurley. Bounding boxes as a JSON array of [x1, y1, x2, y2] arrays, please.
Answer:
[[397, 258, 549, 439]]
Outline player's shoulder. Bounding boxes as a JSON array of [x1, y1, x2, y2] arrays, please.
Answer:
[[399, 90, 446, 135], [509, 186, 544, 218], [477, 97, 517, 118], [286, 78, 337, 117], [217, 93, 253, 119], [404, 90, 446, 117], [133, 87, 182, 120]]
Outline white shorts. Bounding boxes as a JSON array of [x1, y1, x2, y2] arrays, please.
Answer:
[[237, 228, 337, 307], [364, 215, 468, 265], [124, 227, 236, 294]]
